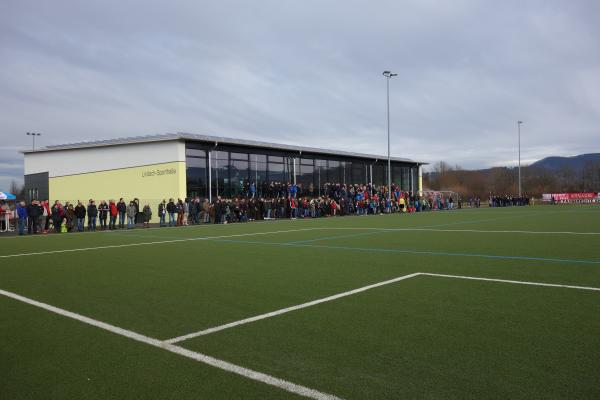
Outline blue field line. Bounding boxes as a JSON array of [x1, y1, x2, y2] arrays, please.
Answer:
[[208, 238, 600, 265], [287, 210, 553, 245]]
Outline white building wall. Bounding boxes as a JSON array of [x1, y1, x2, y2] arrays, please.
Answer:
[[24, 140, 185, 177]]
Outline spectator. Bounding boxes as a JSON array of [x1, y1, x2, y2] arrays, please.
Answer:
[[133, 198, 141, 224], [16, 201, 27, 235], [109, 200, 118, 230], [39, 200, 48, 233], [51, 200, 64, 233], [65, 203, 75, 232], [26, 200, 42, 234], [142, 204, 152, 228], [183, 198, 190, 226], [167, 198, 176, 227], [289, 196, 297, 219], [117, 198, 127, 229], [177, 199, 184, 226], [203, 199, 210, 223], [158, 199, 167, 227], [74, 201, 86, 232], [87, 200, 98, 231], [126, 201, 136, 229], [98, 200, 109, 230]]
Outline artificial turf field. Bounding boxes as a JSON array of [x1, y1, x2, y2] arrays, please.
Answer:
[[1, 205, 599, 399]]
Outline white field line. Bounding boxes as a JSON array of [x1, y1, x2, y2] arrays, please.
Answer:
[[165, 272, 423, 344], [0, 228, 319, 259], [0, 288, 342, 400], [320, 227, 600, 235], [166, 272, 600, 344], [421, 273, 600, 291]]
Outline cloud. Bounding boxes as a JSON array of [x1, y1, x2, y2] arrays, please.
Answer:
[[0, 0, 599, 182], [0, 147, 24, 189]]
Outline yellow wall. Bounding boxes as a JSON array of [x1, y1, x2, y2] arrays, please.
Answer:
[[49, 161, 187, 207]]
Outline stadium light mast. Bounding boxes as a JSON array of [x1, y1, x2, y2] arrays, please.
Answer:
[[26, 132, 41, 151], [517, 121, 523, 197], [383, 70, 397, 201]]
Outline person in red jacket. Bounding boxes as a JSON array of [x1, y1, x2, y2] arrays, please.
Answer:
[[289, 196, 297, 219], [108, 200, 118, 230]]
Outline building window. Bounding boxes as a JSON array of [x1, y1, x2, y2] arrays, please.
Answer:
[[186, 150, 207, 199], [27, 188, 39, 201], [351, 162, 366, 185], [315, 160, 328, 194], [268, 161, 285, 183], [298, 162, 314, 195], [327, 160, 341, 183], [211, 151, 230, 198], [341, 161, 352, 185], [230, 159, 249, 196], [268, 155, 284, 163], [372, 163, 385, 186], [186, 148, 206, 158], [392, 165, 403, 187], [249, 154, 268, 196], [402, 167, 411, 191], [230, 152, 249, 161]]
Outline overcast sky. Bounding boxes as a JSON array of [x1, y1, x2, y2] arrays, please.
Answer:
[[1, 0, 599, 189]]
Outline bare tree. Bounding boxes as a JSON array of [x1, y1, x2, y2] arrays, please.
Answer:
[[9, 180, 24, 198]]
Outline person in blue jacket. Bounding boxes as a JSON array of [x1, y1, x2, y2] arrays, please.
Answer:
[[16, 201, 27, 235]]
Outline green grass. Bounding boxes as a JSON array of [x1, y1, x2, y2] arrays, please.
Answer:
[[1, 205, 599, 399]]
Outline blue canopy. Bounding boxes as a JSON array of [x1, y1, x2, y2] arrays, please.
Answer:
[[0, 192, 16, 200]]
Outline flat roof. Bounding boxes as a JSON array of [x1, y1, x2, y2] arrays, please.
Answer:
[[23, 132, 425, 164]]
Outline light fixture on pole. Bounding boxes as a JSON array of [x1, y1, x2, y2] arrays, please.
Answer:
[[382, 70, 397, 202], [26, 132, 41, 151], [517, 121, 523, 197]]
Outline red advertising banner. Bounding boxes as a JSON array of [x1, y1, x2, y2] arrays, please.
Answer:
[[542, 193, 598, 201]]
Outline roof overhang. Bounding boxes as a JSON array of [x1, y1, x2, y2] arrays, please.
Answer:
[[22, 132, 427, 165]]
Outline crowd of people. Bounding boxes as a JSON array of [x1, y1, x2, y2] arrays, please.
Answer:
[[9, 198, 153, 235], [488, 195, 531, 207], [2, 182, 467, 236]]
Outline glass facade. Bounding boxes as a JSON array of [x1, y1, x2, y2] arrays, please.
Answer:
[[298, 158, 314, 190], [250, 154, 268, 197], [210, 151, 229, 198], [185, 148, 207, 198], [327, 160, 341, 183], [185, 142, 419, 199], [372, 163, 385, 186], [402, 167, 411, 191], [351, 162, 367, 185]]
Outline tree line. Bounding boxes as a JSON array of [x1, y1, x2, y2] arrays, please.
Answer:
[[424, 160, 600, 198]]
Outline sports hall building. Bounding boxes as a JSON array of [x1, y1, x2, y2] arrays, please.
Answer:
[[23, 133, 424, 205]]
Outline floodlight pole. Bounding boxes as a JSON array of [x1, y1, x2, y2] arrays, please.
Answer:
[[517, 121, 523, 197], [26, 132, 41, 151], [383, 71, 397, 201]]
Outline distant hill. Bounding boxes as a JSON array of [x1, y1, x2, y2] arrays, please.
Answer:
[[529, 153, 600, 171]]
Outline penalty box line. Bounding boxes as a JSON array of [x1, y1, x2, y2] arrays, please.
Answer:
[[0, 287, 342, 400], [165, 272, 600, 344]]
